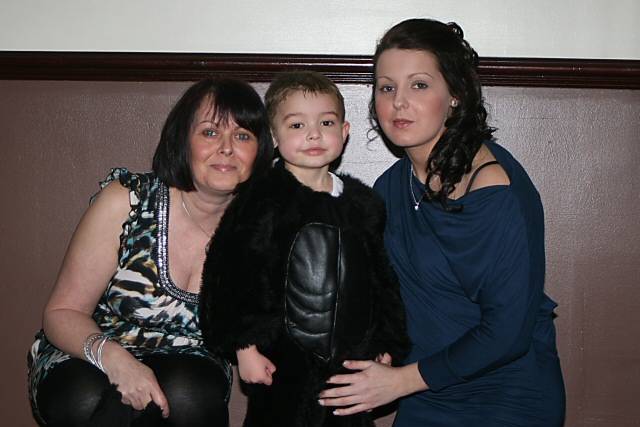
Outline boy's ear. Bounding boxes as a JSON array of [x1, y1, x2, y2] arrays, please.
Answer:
[[341, 121, 350, 142]]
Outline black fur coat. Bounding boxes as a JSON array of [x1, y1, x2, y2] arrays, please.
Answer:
[[201, 163, 410, 427]]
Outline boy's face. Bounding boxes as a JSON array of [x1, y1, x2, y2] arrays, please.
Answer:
[[272, 91, 349, 174]]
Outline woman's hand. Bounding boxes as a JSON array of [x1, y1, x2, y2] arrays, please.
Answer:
[[102, 342, 169, 417], [237, 345, 277, 385], [318, 361, 427, 416]]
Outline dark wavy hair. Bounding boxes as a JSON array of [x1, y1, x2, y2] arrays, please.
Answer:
[[152, 77, 273, 192], [370, 18, 495, 210]]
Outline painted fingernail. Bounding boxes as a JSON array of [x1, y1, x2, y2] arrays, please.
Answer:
[[318, 399, 324, 406], [333, 410, 340, 415]]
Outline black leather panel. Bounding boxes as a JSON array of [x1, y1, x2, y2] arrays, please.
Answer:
[[285, 223, 339, 362], [285, 223, 372, 363]]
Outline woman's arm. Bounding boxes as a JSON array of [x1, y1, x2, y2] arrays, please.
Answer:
[[43, 182, 169, 416], [43, 182, 128, 355], [417, 197, 539, 391], [320, 241, 532, 416]]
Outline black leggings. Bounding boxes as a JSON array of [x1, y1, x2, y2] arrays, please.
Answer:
[[36, 353, 229, 427]]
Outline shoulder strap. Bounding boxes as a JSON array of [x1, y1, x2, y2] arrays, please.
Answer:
[[92, 168, 134, 204], [93, 168, 157, 208], [464, 160, 500, 196]]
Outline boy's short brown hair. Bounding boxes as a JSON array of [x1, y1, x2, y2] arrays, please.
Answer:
[[265, 71, 345, 125]]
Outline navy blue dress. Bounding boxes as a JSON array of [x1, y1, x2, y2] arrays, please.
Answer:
[[374, 142, 565, 426]]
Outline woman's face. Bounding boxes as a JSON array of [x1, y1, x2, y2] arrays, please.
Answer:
[[189, 100, 259, 196], [374, 48, 455, 153]]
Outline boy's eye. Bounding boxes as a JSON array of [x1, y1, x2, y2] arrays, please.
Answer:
[[289, 122, 303, 129], [412, 81, 428, 89], [321, 120, 335, 127], [203, 129, 217, 137]]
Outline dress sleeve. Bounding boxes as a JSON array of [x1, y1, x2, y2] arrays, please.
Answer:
[[418, 191, 543, 391], [200, 193, 284, 362]]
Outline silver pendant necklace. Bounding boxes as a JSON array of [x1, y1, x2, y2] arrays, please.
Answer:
[[409, 163, 427, 211]]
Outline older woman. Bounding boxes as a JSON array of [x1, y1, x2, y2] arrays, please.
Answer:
[[28, 78, 273, 426]]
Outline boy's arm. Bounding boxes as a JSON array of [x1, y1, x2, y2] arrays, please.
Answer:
[[362, 197, 411, 365], [368, 238, 411, 365], [200, 196, 284, 362], [237, 345, 277, 385]]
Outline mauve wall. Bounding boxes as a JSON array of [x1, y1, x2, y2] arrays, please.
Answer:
[[1, 80, 639, 426]]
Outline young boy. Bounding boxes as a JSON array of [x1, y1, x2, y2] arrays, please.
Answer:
[[201, 71, 409, 427]]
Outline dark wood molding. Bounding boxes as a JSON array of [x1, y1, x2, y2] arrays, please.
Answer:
[[477, 57, 640, 89], [1, 51, 639, 89]]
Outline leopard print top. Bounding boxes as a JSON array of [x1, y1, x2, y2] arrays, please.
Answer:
[[28, 168, 231, 419]]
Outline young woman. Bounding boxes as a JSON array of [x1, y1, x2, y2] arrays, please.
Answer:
[[319, 18, 566, 426]]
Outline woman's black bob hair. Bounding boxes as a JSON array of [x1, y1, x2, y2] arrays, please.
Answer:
[[152, 77, 273, 192]]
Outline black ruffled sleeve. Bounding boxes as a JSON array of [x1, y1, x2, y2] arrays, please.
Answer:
[[199, 188, 284, 363], [365, 195, 411, 365], [343, 177, 411, 365]]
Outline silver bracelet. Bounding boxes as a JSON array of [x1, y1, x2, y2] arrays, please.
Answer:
[[95, 336, 109, 372], [83, 333, 103, 364], [82, 333, 110, 373]]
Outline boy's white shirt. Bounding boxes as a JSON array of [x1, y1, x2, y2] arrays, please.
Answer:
[[328, 172, 344, 197]]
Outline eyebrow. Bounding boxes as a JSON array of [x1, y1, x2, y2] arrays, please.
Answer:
[[377, 71, 435, 80], [195, 119, 245, 131], [281, 111, 339, 121]]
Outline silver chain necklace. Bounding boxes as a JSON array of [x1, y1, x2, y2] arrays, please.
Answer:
[[409, 163, 427, 211], [180, 192, 213, 250]]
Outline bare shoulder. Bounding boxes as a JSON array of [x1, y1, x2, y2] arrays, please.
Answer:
[[92, 179, 129, 205], [71, 180, 132, 243], [88, 180, 131, 217], [469, 145, 510, 191], [45, 180, 133, 313]]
